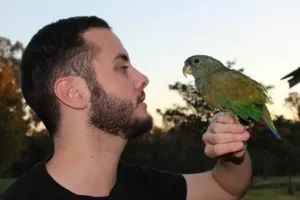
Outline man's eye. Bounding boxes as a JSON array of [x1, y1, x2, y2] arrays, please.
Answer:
[[120, 66, 128, 71]]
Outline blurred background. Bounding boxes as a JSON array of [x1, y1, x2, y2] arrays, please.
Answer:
[[1, 0, 300, 199]]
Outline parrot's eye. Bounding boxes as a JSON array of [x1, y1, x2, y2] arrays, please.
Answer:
[[194, 59, 199, 64]]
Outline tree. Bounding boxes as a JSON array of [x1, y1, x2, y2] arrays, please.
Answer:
[[284, 92, 300, 120], [0, 36, 40, 176], [281, 92, 300, 194], [0, 60, 28, 175]]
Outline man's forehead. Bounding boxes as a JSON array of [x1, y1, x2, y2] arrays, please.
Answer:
[[83, 28, 128, 58]]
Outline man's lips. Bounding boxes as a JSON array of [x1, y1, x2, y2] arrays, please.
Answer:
[[138, 91, 145, 103]]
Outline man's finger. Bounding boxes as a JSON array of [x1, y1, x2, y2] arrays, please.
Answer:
[[234, 149, 245, 157], [203, 131, 250, 145], [204, 142, 245, 158], [209, 122, 247, 134]]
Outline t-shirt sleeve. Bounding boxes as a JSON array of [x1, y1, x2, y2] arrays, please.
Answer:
[[131, 164, 187, 200]]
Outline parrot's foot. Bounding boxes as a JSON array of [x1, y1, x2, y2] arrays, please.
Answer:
[[247, 122, 255, 129], [209, 112, 228, 123], [237, 116, 255, 127], [209, 111, 237, 121]]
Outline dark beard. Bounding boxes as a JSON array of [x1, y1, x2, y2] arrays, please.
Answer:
[[88, 80, 153, 139]]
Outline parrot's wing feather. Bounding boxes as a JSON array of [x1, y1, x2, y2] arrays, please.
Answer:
[[214, 92, 263, 123], [205, 69, 271, 123], [208, 69, 271, 105]]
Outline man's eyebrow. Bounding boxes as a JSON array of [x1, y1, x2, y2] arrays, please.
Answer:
[[113, 53, 129, 62]]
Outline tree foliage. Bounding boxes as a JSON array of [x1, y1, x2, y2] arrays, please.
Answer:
[[0, 36, 40, 175], [284, 92, 300, 120]]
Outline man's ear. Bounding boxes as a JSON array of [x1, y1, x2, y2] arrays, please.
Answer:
[[53, 76, 88, 110]]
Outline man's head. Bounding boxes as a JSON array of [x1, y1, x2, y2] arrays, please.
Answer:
[[21, 16, 153, 139]]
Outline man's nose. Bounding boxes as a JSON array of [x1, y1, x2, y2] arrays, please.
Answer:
[[134, 69, 149, 90]]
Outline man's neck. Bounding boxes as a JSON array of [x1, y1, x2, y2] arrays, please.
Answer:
[[46, 128, 127, 197]]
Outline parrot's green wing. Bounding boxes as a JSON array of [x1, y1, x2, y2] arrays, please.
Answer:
[[202, 68, 270, 110], [199, 68, 280, 139]]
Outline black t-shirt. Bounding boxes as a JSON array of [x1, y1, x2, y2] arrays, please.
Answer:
[[1, 159, 187, 200]]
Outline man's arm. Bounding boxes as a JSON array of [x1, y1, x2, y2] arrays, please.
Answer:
[[183, 113, 252, 200], [183, 151, 251, 200]]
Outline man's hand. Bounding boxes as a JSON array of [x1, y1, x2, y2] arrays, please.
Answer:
[[202, 112, 250, 159], [183, 112, 252, 200]]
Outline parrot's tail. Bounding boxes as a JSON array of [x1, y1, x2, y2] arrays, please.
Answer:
[[258, 117, 281, 140]]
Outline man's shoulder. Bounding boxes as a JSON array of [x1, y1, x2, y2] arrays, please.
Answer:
[[1, 162, 47, 199], [1, 174, 36, 199]]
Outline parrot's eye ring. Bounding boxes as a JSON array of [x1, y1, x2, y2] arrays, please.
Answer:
[[194, 59, 199, 63]]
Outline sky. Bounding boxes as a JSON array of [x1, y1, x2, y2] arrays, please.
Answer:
[[1, 0, 300, 126]]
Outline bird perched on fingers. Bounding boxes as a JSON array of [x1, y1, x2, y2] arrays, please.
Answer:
[[182, 55, 281, 139]]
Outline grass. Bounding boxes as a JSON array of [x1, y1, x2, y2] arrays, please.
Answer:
[[243, 188, 300, 200], [1, 177, 300, 199], [0, 178, 15, 193], [242, 176, 300, 200], [252, 176, 300, 187]]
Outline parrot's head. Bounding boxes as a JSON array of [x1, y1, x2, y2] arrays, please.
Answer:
[[183, 55, 224, 78]]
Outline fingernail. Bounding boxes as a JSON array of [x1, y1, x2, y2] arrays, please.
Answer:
[[245, 131, 250, 138]]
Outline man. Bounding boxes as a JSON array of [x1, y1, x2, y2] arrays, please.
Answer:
[[1, 16, 251, 200]]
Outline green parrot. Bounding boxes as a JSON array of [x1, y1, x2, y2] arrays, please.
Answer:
[[182, 55, 281, 139]]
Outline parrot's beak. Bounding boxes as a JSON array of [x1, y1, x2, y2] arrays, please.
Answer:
[[183, 64, 193, 78]]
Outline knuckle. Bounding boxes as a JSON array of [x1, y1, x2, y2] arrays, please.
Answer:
[[237, 125, 245, 133], [210, 124, 218, 133], [212, 145, 220, 157], [205, 145, 216, 158], [231, 125, 241, 133], [211, 135, 217, 144], [204, 132, 218, 144], [204, 146, 211, 157]]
